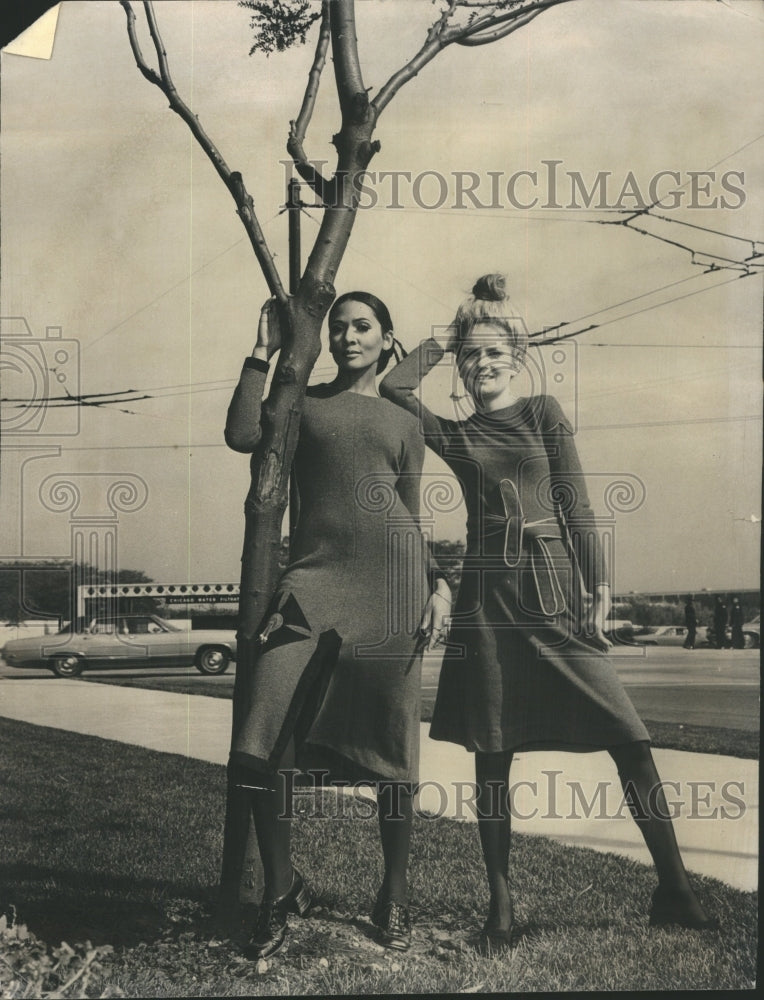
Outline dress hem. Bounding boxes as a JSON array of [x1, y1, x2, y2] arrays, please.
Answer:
[[427, 733, 651, 755]]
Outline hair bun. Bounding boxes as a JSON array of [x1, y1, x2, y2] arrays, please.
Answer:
[[472, 273, 507, 302]]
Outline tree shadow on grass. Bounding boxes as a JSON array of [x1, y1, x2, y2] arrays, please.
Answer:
[[0, 861, 214, 948]]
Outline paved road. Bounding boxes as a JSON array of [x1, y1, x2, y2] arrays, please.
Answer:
[[2, 646, 758, 731], [422, 646, 760, 731]]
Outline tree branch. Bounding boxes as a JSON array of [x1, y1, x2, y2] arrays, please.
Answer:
[[454, 0, 575, 43], [143, 0, 172, 82], [372, 0, 573, 116], [120, 0, 286, 301], [371, 37, 448, 116], [121, 0, 162, 87], [425, 0, 460, 45], [291, 0, 331, 146], [330, 0, 369, 122], [287, 1, 333, 203], [456, 8, 542, 44]]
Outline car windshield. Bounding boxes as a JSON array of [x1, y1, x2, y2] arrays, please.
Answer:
[[56, 616, 182, 635], [106, 616, 180, 635], [155, 618, 181, 632]]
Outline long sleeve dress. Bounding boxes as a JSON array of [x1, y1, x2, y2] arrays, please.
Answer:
[[224, 357, 431, 783], [381, 339, 649, 754]]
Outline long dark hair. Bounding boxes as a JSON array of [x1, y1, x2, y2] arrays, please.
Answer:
[[329, 291, 407, 374]]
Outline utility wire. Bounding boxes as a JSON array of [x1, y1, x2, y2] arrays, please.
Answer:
[[631, 209, 764, 249], [56, 411, 762, 452], [75, 127, 764, 359], [530, 271, 706, 339], [533, 271, 758, 345], [83, 207, 285, 354], [581, 414, 761, 432], [3, 269, 758, 408]]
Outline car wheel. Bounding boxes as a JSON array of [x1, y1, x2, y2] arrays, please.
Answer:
[[195, 646, 231, 675], [49, 654, 84, 678], [743, 632, 759, 649]]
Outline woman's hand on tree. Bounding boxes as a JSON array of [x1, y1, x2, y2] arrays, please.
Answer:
[[252, 298, 282, 362], [419, 583, 452, 651]]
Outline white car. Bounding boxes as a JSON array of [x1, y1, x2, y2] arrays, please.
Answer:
[[632, 625, 709, 647], [1, 614, 237, 678]]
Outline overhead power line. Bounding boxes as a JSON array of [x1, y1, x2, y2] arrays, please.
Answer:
[[55, 411, 763, 453], [532, 271, 759, 345]]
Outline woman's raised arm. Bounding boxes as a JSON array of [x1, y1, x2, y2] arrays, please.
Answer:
[[224, 300, 281, 453], [380, 334, 459, 457]]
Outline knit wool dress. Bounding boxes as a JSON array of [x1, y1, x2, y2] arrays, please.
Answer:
[[381, 339, 649, 754], [225, 358, 431, 783]]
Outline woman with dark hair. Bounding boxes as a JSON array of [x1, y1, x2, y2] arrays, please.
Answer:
[[381, 273, 717, 950], [225, 293, 450, 958]]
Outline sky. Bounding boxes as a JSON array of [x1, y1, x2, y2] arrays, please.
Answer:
[[1, 0, 762, 597]]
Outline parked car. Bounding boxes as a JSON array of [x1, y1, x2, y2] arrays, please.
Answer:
[[743, 614, 760, 648], [631, 625, 709, 647], [1, 614, 237, 677], [603, 619, 638, 644]]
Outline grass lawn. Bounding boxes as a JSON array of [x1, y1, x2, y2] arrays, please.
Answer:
[[0, 717, 757, 996]]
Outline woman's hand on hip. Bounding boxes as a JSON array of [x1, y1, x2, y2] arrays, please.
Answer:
[[583, 623, 612, 653], [584, 584, 612, 652], [420, 585, 452, 651]]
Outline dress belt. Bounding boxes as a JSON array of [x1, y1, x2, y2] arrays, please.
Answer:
[[482, 478, 567, 617]]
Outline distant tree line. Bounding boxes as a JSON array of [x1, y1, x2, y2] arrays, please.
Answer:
[[0, 565, 155, 623], [3, 551, 753, 631], [614, 594, 759, 628]]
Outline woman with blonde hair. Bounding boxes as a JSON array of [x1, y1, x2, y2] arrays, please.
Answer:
[[381, 273, 717, 950]]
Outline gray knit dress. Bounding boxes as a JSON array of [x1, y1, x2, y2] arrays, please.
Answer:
[[225, 358, 431, 783], [381, 339, 649, 754]]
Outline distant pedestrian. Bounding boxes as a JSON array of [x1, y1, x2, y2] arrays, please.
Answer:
[[683, 597, 696, 650], [713, 596, 728, 649], [730, 596, 745, 649]]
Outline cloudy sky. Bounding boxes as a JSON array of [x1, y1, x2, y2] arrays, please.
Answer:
[[1, 0, 762, 595]]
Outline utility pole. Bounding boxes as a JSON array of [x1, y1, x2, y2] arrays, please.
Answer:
[[287, 177, 301, 295], [287, 177, 302, 540]]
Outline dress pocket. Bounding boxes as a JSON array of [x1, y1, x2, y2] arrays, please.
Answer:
[[516, 536, 570, 619], [256, 591, 313, 650]]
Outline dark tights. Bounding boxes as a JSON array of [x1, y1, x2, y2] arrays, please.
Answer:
[[245, 741, 412, 903], [475, 740, 705, 930], [376, 781, 414, 905]]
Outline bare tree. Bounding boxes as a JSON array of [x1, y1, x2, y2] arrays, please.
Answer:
[[119, 0, 574, 926]]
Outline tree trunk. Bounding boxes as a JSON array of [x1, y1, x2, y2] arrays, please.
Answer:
[[216, 104, 378, 919], [216, 302, 325, 924]]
